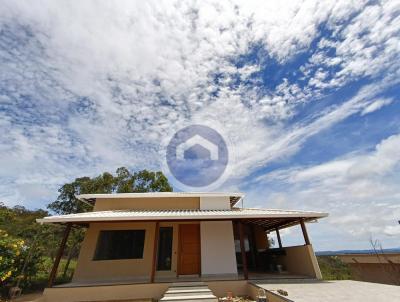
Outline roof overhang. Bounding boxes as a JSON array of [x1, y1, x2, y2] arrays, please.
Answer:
[[76, 192, 244, 207], [37, 208, 328, 232]]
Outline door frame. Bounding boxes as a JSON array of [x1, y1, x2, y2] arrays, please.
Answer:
[[177, 223, 201, 276]]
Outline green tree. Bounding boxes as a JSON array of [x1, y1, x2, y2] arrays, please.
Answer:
[[116, 169, 173, 193], [48, 167, 172, 215], [45, 167, 172, 281], [46, 177, 96, 215], [0, 204, 50, 242], [0, 203, 63, 291]]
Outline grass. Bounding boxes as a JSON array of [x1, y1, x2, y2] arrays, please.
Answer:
[[17, 257, 77, 294], [1, 257, 78, 301], [317, 256, 352, 280], [37, 257, 77, 281]]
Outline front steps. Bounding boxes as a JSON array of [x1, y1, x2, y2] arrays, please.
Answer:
[[160, 282, 218, 302]]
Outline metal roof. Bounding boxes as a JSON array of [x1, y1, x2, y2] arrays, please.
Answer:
[[76, 192, 244, 207], [37, 208, 327, 224]]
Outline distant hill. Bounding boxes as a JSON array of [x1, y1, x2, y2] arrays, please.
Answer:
[[316, 247, 400, 256]]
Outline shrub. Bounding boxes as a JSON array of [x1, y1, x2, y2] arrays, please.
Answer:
[[0, 229, 24, 284]]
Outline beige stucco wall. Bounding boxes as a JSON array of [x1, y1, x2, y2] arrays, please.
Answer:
[[42, 283, 169, 302], [73, 219, 239, 282], [338, 253, 400, 264], [73, 222, 156, 282], [200, 221, 238, 276], [337, 253, 400, 285], [73, 221, 206, 282], [347, 263, 400, 285], [280, 245, 322, 279], [200, 196, 230, 210], [93, 197, 200, 211]]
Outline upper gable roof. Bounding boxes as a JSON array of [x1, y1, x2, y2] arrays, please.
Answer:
[[76, 192, 244, 207]]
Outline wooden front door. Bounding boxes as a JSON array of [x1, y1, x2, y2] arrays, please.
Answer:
[[178, 224, 201, 275]]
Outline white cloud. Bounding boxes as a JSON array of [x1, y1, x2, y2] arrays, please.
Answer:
[[249, 133, 400, 248], [0, 0, 398, 253], [384, 225, 400, 236], [361, 98, 394, 115]]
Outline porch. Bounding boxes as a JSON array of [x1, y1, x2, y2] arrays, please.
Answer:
[[233, 219, 322, 281], [49, 227, 319, 290], [38, 208, 324, 290], [54, 271, 310, 288]]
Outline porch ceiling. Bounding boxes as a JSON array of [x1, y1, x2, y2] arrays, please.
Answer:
[[241, 217, 318, 232]]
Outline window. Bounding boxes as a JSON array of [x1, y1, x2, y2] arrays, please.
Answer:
[[157, 227, 173, 270], [93, 230, 145, 260]]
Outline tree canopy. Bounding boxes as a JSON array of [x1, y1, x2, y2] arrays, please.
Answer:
[[0, 203, 63, 289], [0, 168, 173, 293], [47, 167, 172, 214]]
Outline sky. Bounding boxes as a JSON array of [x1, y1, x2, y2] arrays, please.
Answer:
[[0, 0, 399, 251]]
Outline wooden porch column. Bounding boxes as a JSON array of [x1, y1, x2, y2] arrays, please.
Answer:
[[150, 221, 160, 283], [300, 219, 311, 245], [48, 223, 72, 287], [238, 221, 248, 280], [250, 224, 258, 268], [275, 228, 282, 248]]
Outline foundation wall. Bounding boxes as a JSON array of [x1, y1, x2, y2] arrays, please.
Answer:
[[248, 283, 293, 302], [42, 283, 169, 302], [41, 281, 293, 302]]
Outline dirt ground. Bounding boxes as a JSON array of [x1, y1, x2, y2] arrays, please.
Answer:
[[1, 292, 43, 302]]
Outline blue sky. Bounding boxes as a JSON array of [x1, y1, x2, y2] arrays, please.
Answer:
[[0, 0, 399, 251]]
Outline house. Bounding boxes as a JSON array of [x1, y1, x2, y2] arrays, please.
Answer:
[[337, 253, 400, 285], [36, 192, 328, 301]]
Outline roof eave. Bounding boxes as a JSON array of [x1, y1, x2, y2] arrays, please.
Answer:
[[36, 212, 328, 224]]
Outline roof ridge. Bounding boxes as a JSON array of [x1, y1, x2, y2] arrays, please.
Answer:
[[241, 207, 327, 214]]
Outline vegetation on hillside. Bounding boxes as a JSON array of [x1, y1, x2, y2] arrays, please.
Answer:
[[0, 168, 172, 299], [317, 256, 352, 280]]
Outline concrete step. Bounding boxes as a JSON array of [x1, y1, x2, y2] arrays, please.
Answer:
[[171, 282, 206, 287], [165, 287, 211, 295], [161, 282, 217, 302], [167, 286, 210, 292], [160, 294, 217, 301], [164, 290, 213, 297], [161, 300, 217, 302]]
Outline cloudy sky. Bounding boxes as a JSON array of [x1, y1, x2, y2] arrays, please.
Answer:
[[1, 0, 399, 251]]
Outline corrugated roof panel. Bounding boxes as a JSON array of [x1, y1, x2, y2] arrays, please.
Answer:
[[37, 208, 328, 224]]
